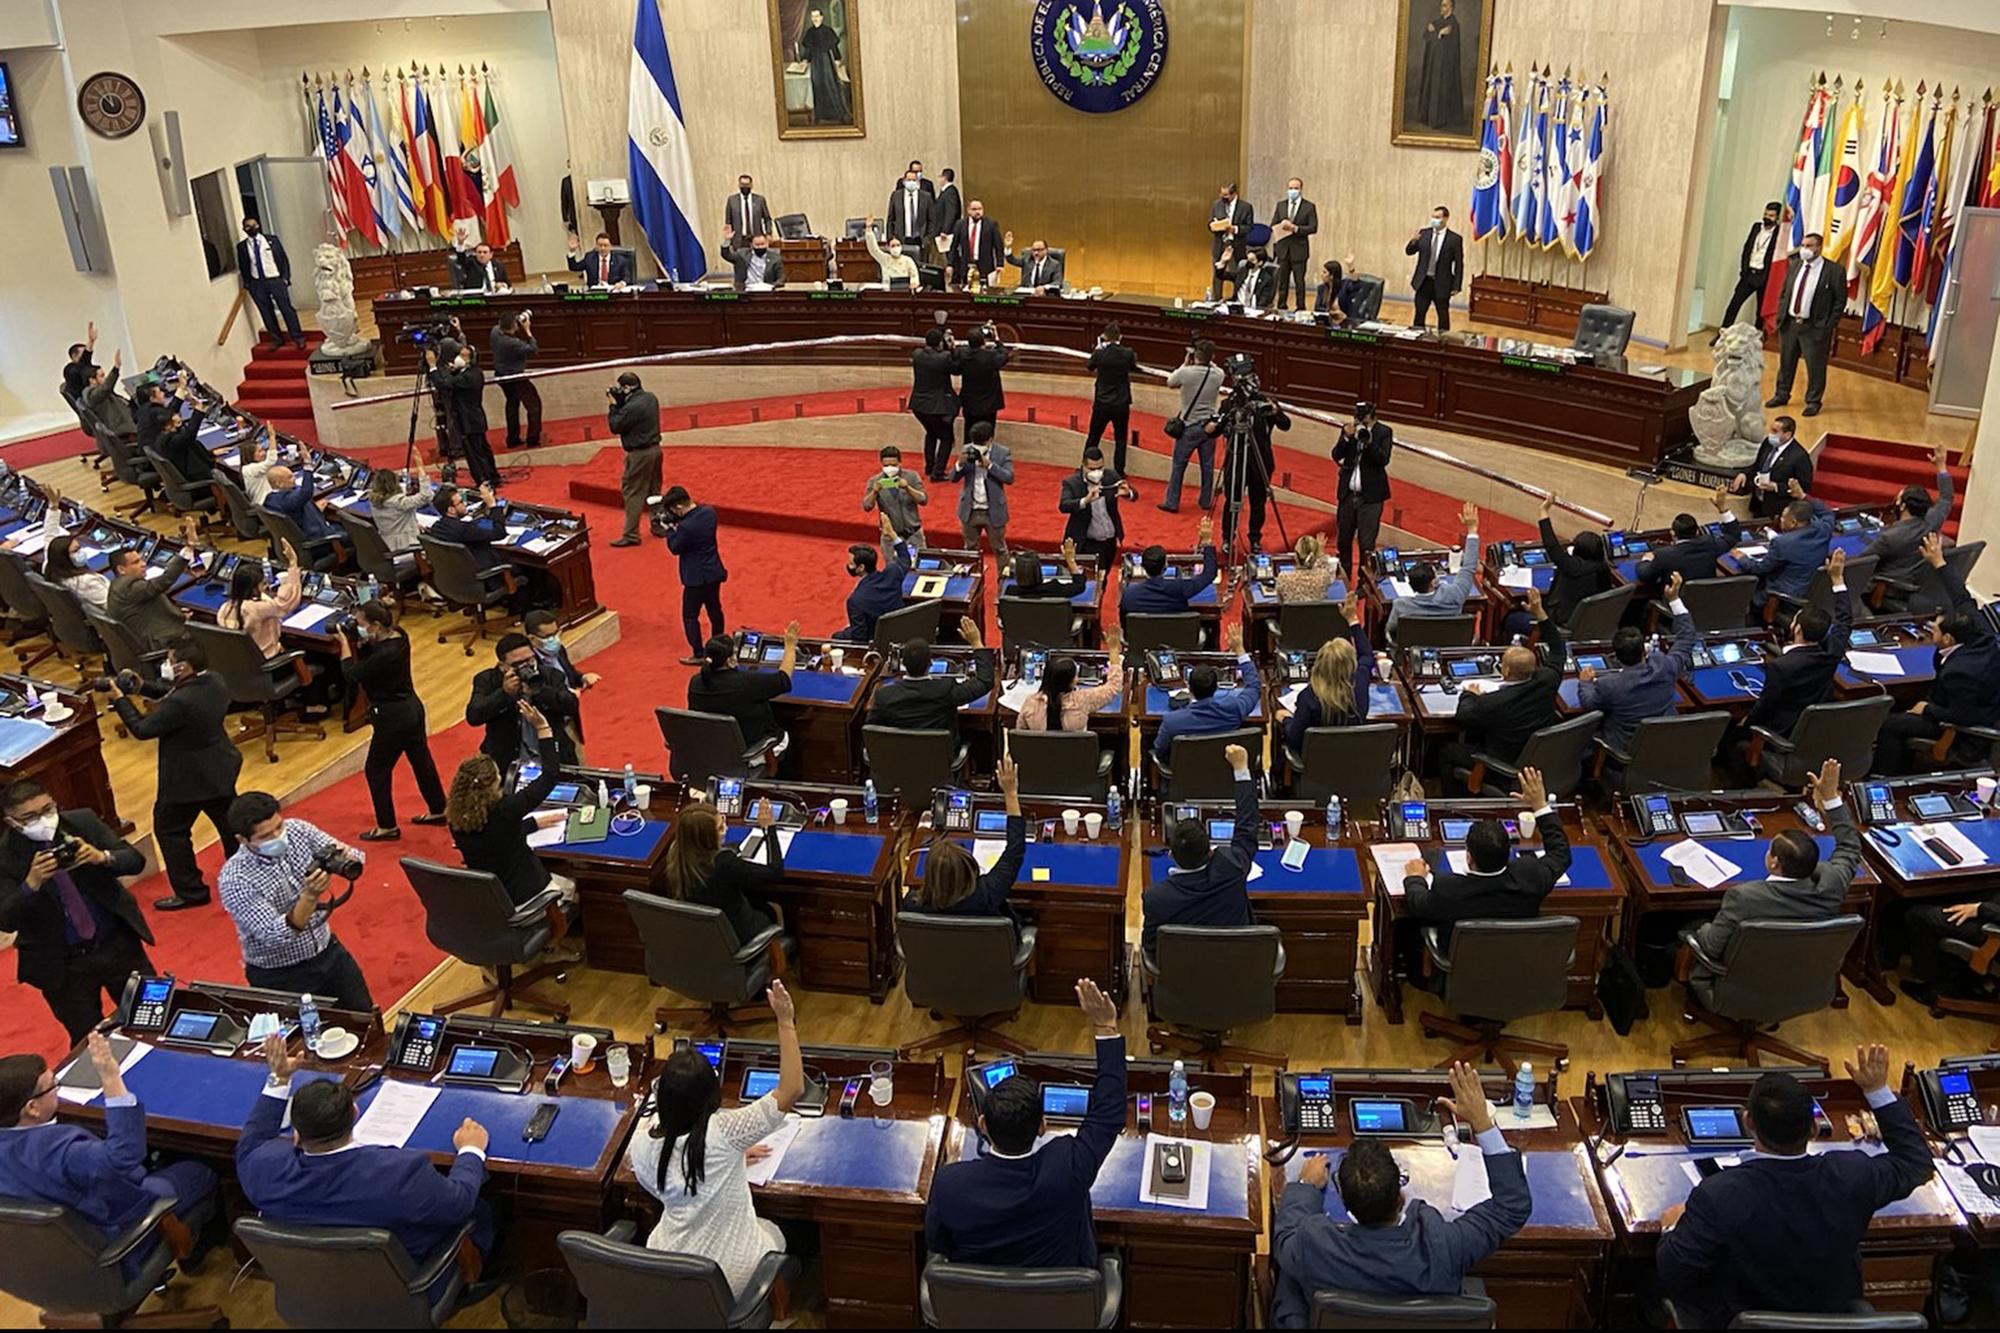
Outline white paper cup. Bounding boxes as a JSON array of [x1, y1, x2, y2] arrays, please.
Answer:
[[830, 797, 850, 824], [1084, 812, 1103, 839], [1285, 810, 1305, 839], [633, 783, 652, 812], [1979, 777, 1997, 807], [1062, 808, 1081, 835], [829, 647, 844, 671], [1519, 810, 1540, 841], [869, 1059, 894, 1106], [570, 1032, 598, 1072], [1190, 1090, 1216, 1131]]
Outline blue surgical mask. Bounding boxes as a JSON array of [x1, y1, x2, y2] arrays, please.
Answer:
[[904, 179, 918, 191], [1287, 188, 1301, 202], [250, 831, 287, 858], [537, 635, 562, 654]]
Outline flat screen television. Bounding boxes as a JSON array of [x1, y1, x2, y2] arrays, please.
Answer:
[[0, 63, 22, 149]]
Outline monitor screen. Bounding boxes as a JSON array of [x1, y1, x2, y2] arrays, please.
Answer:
[[949, 791, 972, 814], [1207, 819, 1235, 842], [446, 1047, 500, 1078], [1684, 1106, 1747, 1141], [741, 1067, 781, 1100], [1682, 811, 1725, 836], [974, 809, 1011, 835], [1446, 659, 1485, 679], [927, 659, 953, 675], [694, 1041, 724, 1070], [1848, 628, 1879, 647], [1940, 1071, 1973, 1096], [977, 1059, 1017, 1089], [1520, 548, 1549, 566], [139, 977, 173, 1005], [1440, 818, 1475, 842], [1350, 1100, 1408, 1133], [1712, 642, 1745, 665], [1295, 1075, 1331, 1102], [1912, 793, 1956, 820], [760, 643, 786, 665], [1041, 1084, 1091, 1119], [166, 1011, 221, 1041], [0, 64, 20, 149]]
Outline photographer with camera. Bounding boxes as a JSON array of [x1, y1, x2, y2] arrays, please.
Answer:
[[1160, 340, 1223, 514], [489, 311, 541, 449], [107, 636, 242, 912], [0, 780, 153, 1044], [958, 325, 1009, 445], [1216, 358, 1290, 555], [339, 601, 448, 843], [658, 486, 729, 666], [424, 335, 500, 490], [1334, 401, 1394, 577], [909, 327, 964, 481], [218, 792, 373, 1013], [951, 421, 1013, 563], [466, 632, 581, 772], [606, 372, 662, 548]]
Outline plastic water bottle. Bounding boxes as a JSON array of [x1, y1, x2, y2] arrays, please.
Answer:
[[363, 575, 380, 604], [1169, 1061, 1189, 1123], [623, 764, 637, 803], [863, 779, 880, 825], [1325, 794, 1343, 840], [262, 556, 275, 585], [298, 994, 322, 1055], [1105, 784, 1123, 832], [1512, 1061, 1536, 1121], [1441, 1120, 1462, 1157]]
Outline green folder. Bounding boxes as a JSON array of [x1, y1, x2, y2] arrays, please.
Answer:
[[564, 805, 609, 844]]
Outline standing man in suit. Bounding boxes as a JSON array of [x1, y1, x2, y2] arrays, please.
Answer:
[[1084, 322, 1139, 477], [488, 312, 541, 450], [865, 619, 994, 743], [1633, 487, 1743, 590], [925, 980, 1124, 1269], [885, 169, 936, 256], [1768, 232, 1845, 416], [1404, 205, 1464, 331], [1863, 441, 1954, 606], [0, 783, 154, 1044], [1658, 1044, 1932, 1326], [953, 422, 1013, 562], [1002, 234, 1065, 293], [957, 327, 1010, 443], [659, 486, 728, 665], [1434, 590, 1564, 795], [1119, 519, 1217, 618], [716, 226, 786, 290], [1141, 744, 1260, 957], [1270, 178, 1318, 310], [565, 232, 633, 288], [1060, 446, 1138, 575], [605, 372, 662, 547], [723, 173, 774, 242], [1733, 484, 1834, 609], [1333, 402, 1393, 576], [948, 199, 1004, 289], [454, 241, 509, 292], [1720, 201, 1783, 332], [237, 217, 305, 349], [1722, 570, 1852, 780], [908, 328, 963, 480], [1731, 416, 1814, 520], [425, 341, 500, 490], [465, 634, 581, 771], [1207, 183, 1254, 299], [1273, 1061, 1530, 1324], [1870, 534, 2000, 776], [933, 168, 963, 245], [1399, 768, 1566, 965], [1578, 575, 1698, 753], [107, 639, 241, 912]]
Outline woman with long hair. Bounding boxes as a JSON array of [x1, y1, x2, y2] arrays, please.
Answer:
[[367, 463, 434, 561], [662, 796, 783, 945], [1281, 590, 1375, 751], [1537, 494, 1617, 629], [1275, 533, 1337, 603], [339, 599, 446, 841], [1007, 540, 1087, 602], [687, 621, 798, 759], [629, 980, 801, 1289], [41, 518, 110, 614], [445, 701, 576, 906], [217, 538, 301, 659], [898, 756, 1026, 933], [1015, 632, 1123, 733]]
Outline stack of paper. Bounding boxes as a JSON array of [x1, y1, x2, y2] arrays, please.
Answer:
[[1386, 578, 1417, 598], [351, 1081, 440, 1149], [745, 1119, 803, 1185], [997, 679, 1038, 713], [1497, 565, 1536, 590], [282, 604, 342, 632], [1371, 842, 1427, 895], [1278, 683, 1307, 712], [1913, 822, 1990, 868], [1845, 649, 1907, 677], [1444, 848, 1572, 886], [1415, 686, 1460, 715], [1660, 839, 1742, 889]]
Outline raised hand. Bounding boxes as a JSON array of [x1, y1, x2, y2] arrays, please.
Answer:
[[1710, 484, 1731, 513], [517, 700, 551, 735], [1075, 977, 1119, 1033], [1931, 441, 1948, 472], [1828, 547, 1846, 583], [721, 223, 735, 241], [1223, 742, 1249, 771], [1224, 620, 1243, 654], [1807, 757, 1842, 808], [784, 619, 801, 644], [1439, 1060, 1495, 1134], [1665, 571, 1684, 600], [86, 1031, 128, 1101], [1843, 1043, 1891, 1098], [1197, 515, 1214, 545], [1786, 475, 1806, 500], [767, 978, 796, 1028], [1511, 766, 1548, 811], [958, 615, 983, 650], [262, 1032, 299, 1084], [1461, 501, 1479, 532], [1920, 531, 1945, 569], [995, 753, 1020, 798], [1539, 494, 1555, 520]]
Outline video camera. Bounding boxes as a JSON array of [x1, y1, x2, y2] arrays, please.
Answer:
[[394, 320, 455, 346], [89, 669, 144, 695]]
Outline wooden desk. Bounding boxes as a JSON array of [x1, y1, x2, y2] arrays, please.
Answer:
[[901, 549, 986, 639], [763, 648, 878, 786], [1119, 549, 1225, 646], [0, 674, 121, 829], [863, 644, 1001, 776], [1672, 632, 1779, 715], [532, 787, 674, 977], [943, 1052, 1262, 1328], [1846, 776, 2000, 1003], [1361, 550, 1493, 646], [1135, 653, 1265, 775], [1903, 1055, 2000, 1245], [1264, 1068, 1612, 1326], [1359, 803, 1624, 1023], [1835, 619, 1938, 705]]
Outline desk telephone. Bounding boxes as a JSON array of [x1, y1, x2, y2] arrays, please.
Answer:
[[116, 974, 176, 1031], [1602, 1073, 1670, 1133], [1276, 1072, 1337, 1133], [1386, 801, 1431, 842], [1918, 1067, 1987, 1131], [388, 1012, 449, 1072], [1145, 650, 1183, 686], [931, 788, 974, 833], [1280, 650, 1311, 684]]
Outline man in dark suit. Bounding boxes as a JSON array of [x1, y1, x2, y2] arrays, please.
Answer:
[[135, 380, 212, 483], [1119, 518, 1217, 618], [1870, 533, 2000, 776], [1578, 576, 1698, 753], [1435, 594, 1564, 795], [1720, 201, 1783, 331], [932, 167, 963, 242], [947, 199, 1004, 289], [1399, 768, 1567, 969], [1722, 573, 1852, 780], [1272, 1062, 1530, 1325], [1633, 487, 1744, 589], [426, 342, 500, 489], [1863, 441, 1954, 607], [565, 231, 633, 287], [1657, 1043, 1932, 1327], [926, 979, 1124, 1269], [465, 633, 581, 771], [239, 1036, 494, 1301], [258, 464, 340, 569], [723, 174, 774, 242], [957, 328, 1009, 444], [0, 783, 154, 1044], [1084, 323, 1139, 476], [1768, 232, 1845, 416], [864, 618, 994, 744], [107, 638, 242, 912], [1333, 402, 1394, 576], [1060, 447, 1138, 574], [1235, 248, 1280, 309], [1270, 178, 1318, 309], [428, 482, 510, 571], [63, 323, 97, 401], [836, 515, 915, 643], [104, 522, 197, 653], [1141, 744, 1259, 958], [885, 170, 936, 254], [1734, 487, 1834, 609], [453, 241, 510, 292], [1001, 234, 1065, 294], [908, 327, 964, 481], [660, 486, 728, 664], [236, 217, 305, 348], [716, 228, 786, 290], [1207, 183, 1254, 299], [1404, 206, 1464, 331], [1731, 416, 1814, 520]]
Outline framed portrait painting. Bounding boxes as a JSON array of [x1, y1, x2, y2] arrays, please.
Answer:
[[769, 0, 866, 139], [1392, 0, 1494, 149]]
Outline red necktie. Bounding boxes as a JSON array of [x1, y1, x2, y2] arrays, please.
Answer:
[[600, 255, 609, 284], [52, 870, 96, 942], [969, 222, 979, 262], [1792, 262, 1811, 317]]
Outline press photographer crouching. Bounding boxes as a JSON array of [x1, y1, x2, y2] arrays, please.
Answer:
[[217, 792, 374, 1013]]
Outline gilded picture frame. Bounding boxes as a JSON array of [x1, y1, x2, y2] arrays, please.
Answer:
[[1392, 0, 1494, 149], [769, 0, 867, 139]]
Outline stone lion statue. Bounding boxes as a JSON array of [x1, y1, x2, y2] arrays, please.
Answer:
[[1690, 322, 1766, 469], [312, 243, 369, 357]]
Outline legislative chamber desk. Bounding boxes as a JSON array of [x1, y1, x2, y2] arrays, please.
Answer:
[[722, 635, 882, 786], [1575, 1067, 1962, 1322], [373, 290, 1706, 468], [1904, 1054, 2000, 1244], [1360, 545, 1494, 645], [527, 763, 674, 977], [943, 1054, 1262, 1328], [1266, 1067, 1612, 1327], [0, 672, 120, 828], [1846, 772, 2000, 1003]]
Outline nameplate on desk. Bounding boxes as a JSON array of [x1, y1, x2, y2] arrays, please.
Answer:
[[1162, 307, 1212, 321], [1499, 354, 1564, 374], [808, 290, 862, 301], [704, 290, 741, 301], [428, 296, 490, 308], [971, 294, 1023, 308], [561, 291, 613, 303], [1327, 327, 1381, 346]]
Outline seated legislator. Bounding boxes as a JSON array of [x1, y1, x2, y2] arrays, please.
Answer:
[[1152, 623, 1262, 762], [1275, 534, 1339, 603], [0, 1033, 219, 1273], [1141, 743, 1259, 959], [865, 618, 995, 744], [1271, 1062, 1529, 1325], [1003, 234, 1066, 294], [446, 703, 577, 909], [900, 756, 1027, 933], [1399, 768, 1567, 972], [1017, 639, 1125, 733], [1434, 588, 1563, 796], [367, 466, 434, 564], [629, 982, 802, 1292], [216, 540, 302, 659], [1720, 557, 1852, 781], [688, 623, 798, 759], [260, 466, 338, 562], [1687, 760, 1858, 989], [1535, 496, 1616, 629], [44, 534, 112, 614], [717, 229, 785, 291], [466, 633, 582, 771], [428, 484, 512, 572], [1312, 256, 1363, 323], [862, 218, 921, 286], [1009, 539, 1088, 604], [1733, 484, 1833, 609], [105, 520, 199, 654], [238, 1035, 494, 1293], [1871, 533, 2000, 776], [1657, 1045, 1933, 1327], [1120, 519, 1218, 618], [567, 232, 632, 288], [240, 427, 280, 505], [1578, 573, 1698, 753], [835, 515, 914, 643], [663, 798, 781, 945], [1899, 888, 2000, 1006], [926, 980, 1125, 1268], [1863, 442, 1955, 609], [1633, 487, 1743, 590], [1280, 610, 1373, 752], [1384, 504, 1481, 644]]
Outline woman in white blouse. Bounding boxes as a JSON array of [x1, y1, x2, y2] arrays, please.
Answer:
[[627, 979, 802, 1294]]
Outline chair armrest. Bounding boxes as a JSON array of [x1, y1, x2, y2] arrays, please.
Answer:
[[1748, 724, 1795, 752], [1422, 926, 1451, 974], [404, 1217, 479, 1297], [1096, 1254, 1123, 1330], [1140, 949, 1159, 980], [474, 564, 513, 587], [604, 1220, 638, 1245], [262, 649, 308, 676], [1592, 735, 1634, 766], [1150, 750, 1172, 779], [1282, 744, 1304, 775], [726, 1251, 802, 1329], [951, 744, 970, 772], [731, 923, 784, 966], [95, 1195, 177, 1268], [1013, 925, 1038, 970], [1677, 927, 1722, 975], [508, 885, 566, 928], [743, 734, 778, 763], [1472, 752, 1519, 783]]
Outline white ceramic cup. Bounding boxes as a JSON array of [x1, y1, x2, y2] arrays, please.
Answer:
[[830, 797, 850, 824], [1979, 777, 1998, 807], [1284, 810, 1305, 839], [1189, 1090, 1216, 1131], [1084, 812, 1103, 839], [1062, 808, 1081, 835], [829, 647, 845, 671], [570, 1032, 598, 1072], [633, 783, 652, 812]]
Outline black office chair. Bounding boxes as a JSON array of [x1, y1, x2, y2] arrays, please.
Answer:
[[0, 554, 57, 669], [142, 448, 218, 523], [1121, 612, 1202, 652], [1143, 924, 1287, 1070], [559, 1221, 799, 1329], [625, 889, 787, 1037], [864, 725, 969, 814], [212, 472, 267, 543], [1153, 727, 1262, 801], [895, 912, 1036, 1058], [773, 212, 811, 240], [1565, 587, 1631, 641], [1310, 1279, 1496, 1329], [1882, 539, 1985, 614], [1345, 275, 1386, 323], [24, 570, 107, 679], [921, 1253, 1122, 1328], [1454, 711, 1603, 800], [100, 433, 161, 518], [184, 620, 326, 762], [1926, 922, 2000, 1049], [1775, 557, 1878, 621], [419, 535, 515, 654], [1751, 696, 1893, 790], [1673, 915, 1863, 1069], [1286, 723, 1402, 814], [234, 1214, 475, 1328], [1675, 576, 1759, 631], [339, 514, 427, 611], [996, 595, 1080, 651], [0, 1193, 220, 1328], [1420, 917, 1577, 1073], [656, 706, 781, 787], [259, 505, 344, 572], [1909, 721, 2000, 773], [1270, 600, 1348, 654], [1594, 711, 1732, 795], [401, 857, 572, 1020], [1007, 728, 1113, 800], [1572, 303, 1636, 359], [1391, 613, 1478, 648], [843, 217, 874, 240], [873, 599, 943, 656]]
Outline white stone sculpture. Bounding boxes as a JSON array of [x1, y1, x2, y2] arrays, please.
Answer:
[[1690, 322, 1766, 469], [312, 243, 369, 357]]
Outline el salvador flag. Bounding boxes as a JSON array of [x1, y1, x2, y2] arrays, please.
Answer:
[[629, 0, 704, 283]]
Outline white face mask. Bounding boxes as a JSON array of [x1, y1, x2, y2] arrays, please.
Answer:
[[16, 814, 58, 843], [881, 464, 899, 478], [1085, 469, 1105, 484], [888, 244, 902, 258], [1431, 217, 1444, 230], [1801, 247, 1820, 262], [159, 659, 179, 682], [904, 179, 918, 191]]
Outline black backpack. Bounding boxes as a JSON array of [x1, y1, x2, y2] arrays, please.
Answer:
[[1597, 947, 1650, 1036]]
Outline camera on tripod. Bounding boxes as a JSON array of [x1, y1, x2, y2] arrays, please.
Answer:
[[394, 320, 454, 346]]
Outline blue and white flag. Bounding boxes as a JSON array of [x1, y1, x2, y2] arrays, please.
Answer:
[[1573, 86, 1607, 261], [1469, 73, 1509, 243], [628, 0, 703, 282]]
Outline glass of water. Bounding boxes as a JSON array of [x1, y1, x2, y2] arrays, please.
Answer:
[[605, 1043, 631, 1089], [868, 1059, 894, 1108]]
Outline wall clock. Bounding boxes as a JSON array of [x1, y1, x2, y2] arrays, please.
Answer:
[[77, 71, 145, 139]]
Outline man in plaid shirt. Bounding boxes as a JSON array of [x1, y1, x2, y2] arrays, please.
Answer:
[[218, 793, 374, 1013]]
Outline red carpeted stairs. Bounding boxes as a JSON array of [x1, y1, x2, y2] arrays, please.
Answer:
[[1811, 435, 1968, 537], [231, 334, 324, 445]]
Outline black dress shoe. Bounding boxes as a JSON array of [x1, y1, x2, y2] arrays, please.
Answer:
[[359, 827, 402, 842], [1764, 395, 1787, 408], [411, 813, 448, 827], [1898, 978, 1937, 1007], [152, 895, 209, 912], [608, 536, 641, 548], [1801, 404, 1821, 417]]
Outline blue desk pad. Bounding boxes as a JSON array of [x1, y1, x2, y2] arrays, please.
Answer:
[[1866, 818, 2000, 879], [542, 817, 672, 863], [1244, 579, 1349, 607], [766, 1115, 930, 1195], [1604, 1144, 1955, 1224], [1837, 644, 1935, 688], [725, 826, 885, 878], [1686, 664, 1764, 702], [1144, 685, 1264, 719], [902, 573, 978, 601], [776, 670, 864, 704], [1088, 1133, 1252, 1219], [1295, 1143, 1601, 1232], [1630, 835, 1842, 888], [1146, 846, 1362, 894], [0, 716, 61, 767], [1000, 579, 1101, 605], [1361, 682, 1407, 717], [917, 839, 1123, 888]]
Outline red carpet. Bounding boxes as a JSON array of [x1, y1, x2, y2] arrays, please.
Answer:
[[231, 335, 324, 444], [1811, 435, 1967, 537]]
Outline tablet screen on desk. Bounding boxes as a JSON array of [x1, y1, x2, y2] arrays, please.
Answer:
[[974, 1059, 1017, 1090], [1440, 818, 1475, 842], [1681, 811, 1725, 836], [1446, 659, 1485, 680], [760, 643, 787, 665], [741, 1068, 781, 1101], [166, 1011, 221, 1043], [1351, 1100, 1409, 1134], [1711, 642, 1745, 665], [544, 783, 581, 806], [1041, 1084, 1091, 1120], [1575, 654, 1608, 673], [974, 810, 1010, 835], [1848, 628, 1879, 647], [1683, 1105, 1749, 1143], [1207, 819, 1236, 842], [447, 1047, 500, 1079], [1520, 548, 1549, 567], [1912, 793, 1957, 820]]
